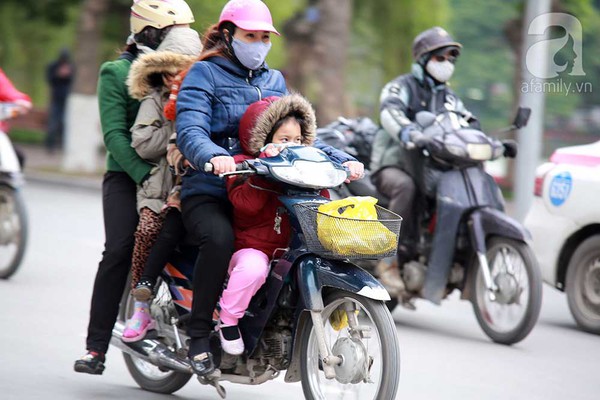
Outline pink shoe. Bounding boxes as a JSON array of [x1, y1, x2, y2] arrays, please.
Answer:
[[122, 310, 156, 343]]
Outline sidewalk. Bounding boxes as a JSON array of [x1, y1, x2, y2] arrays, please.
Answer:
[[19, 143, 103, 191]]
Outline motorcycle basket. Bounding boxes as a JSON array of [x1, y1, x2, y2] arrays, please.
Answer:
[[294, 201, 402, 260]]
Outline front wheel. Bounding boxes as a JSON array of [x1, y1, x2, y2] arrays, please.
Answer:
[[0, 186, 28, 279], [471, 237, 542, 345], [299, 290, 400, 400], [566, 235, 600, 334]]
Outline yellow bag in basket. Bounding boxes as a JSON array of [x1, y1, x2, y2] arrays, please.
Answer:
[[316, 196, 397, 256]]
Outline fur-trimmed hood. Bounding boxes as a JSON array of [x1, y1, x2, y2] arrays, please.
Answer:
[[127, 51, 198, 100], [239, 94, 317, 157], [127, 26, 202, 100]]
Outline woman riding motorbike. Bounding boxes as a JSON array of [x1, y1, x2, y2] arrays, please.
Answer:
[[175, 0, 363, 377], [0, 68, 32, 167]]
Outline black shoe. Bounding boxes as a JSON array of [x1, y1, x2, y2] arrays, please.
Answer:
[[189, 352, 215, 376], [74, 351, 105, 375]]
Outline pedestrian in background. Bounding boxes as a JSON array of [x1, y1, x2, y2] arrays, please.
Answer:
[[45, 48, 75, 153]]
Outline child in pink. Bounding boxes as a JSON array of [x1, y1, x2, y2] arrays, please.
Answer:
[[220, 94, 318, 355]]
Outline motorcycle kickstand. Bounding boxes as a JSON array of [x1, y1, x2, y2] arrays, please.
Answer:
[[197, 369, 226, 399]]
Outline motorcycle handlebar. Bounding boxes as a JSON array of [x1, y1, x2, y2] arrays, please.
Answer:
[[204, 161, 253, 178], [0, 103, 23, 122]]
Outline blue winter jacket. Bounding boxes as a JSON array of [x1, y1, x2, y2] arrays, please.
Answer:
[[176, 56, 355, 200]]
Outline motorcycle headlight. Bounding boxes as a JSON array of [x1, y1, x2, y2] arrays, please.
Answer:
[[445, 144, 468, 158], [270, 160, 348, 189], [466, 143, 492, 160]]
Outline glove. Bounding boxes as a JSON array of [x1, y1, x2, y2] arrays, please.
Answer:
[[407, 130, 431, 150], [167, 135, 193, 176], [502, 139, 518, 158]]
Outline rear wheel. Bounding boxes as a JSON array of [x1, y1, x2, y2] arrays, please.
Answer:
[[566, 235, 600, 334], [299, 290, 400, 400], [119, 279, 192, 393], [471, 237, 542, 345], [0, 186, 28, 279]]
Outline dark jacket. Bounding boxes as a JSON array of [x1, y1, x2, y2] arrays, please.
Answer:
[[176, 56, 287, 200], [176, 56, 355, 200], [46, 59, 74, 101], [371, 63, 477, 174]]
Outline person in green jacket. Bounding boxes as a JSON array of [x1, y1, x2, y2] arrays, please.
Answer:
[[74, 0, 195, 375]]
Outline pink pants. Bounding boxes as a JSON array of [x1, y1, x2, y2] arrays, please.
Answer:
[[219, 248, 270, 326]]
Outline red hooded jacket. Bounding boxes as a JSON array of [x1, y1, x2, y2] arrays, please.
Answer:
[[227, 94, 324, 256]]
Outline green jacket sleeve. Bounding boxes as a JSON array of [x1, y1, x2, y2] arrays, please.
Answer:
[[98, 61, 151, 184]]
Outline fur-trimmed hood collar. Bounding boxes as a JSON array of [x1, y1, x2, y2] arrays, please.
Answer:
[[127, 51, 198, 100], [239, 94, 317, 157]]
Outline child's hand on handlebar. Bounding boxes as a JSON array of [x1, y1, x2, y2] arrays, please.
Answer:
[[209, 156, 236, 175], [343, 161, 365, 183], [262, 143, 282, 157]]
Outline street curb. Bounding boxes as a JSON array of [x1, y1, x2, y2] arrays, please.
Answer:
[[24, 171, 102, 192]]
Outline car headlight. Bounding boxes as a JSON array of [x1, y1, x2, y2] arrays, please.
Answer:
[[271, 160, 348, 189], [466, 143, 492, 160]]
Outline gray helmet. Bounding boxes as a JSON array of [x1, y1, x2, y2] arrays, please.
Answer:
[[412, 27, 462, 62]]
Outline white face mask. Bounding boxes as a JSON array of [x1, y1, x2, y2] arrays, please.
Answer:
[[232, 38, 272, 70], [426, 60, 455, 82]]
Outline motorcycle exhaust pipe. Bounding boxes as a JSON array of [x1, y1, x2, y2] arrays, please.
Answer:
[[111, 322, 192, 374]]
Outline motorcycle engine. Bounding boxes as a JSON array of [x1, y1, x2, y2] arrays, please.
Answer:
[[254, 326, 293, 371]]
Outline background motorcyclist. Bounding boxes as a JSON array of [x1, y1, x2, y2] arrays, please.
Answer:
[[370, 26, 478, 300], [0, 68, 32, 167]]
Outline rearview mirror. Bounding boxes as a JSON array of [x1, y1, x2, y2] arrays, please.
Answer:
[[513, 107, 531, 129]]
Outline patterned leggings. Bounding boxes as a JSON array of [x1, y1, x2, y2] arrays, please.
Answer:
[[131, 207, 163, 288]]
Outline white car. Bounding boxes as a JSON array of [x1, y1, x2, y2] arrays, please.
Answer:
[[524, 140, 600, 334]]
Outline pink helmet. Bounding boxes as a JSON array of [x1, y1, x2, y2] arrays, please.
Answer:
[[218, 0, 280, 35]]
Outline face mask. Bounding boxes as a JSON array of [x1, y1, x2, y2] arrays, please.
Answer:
[[426, 60, 455, 82], [126, 33, 155, 55], [231, 38, 272, 71]]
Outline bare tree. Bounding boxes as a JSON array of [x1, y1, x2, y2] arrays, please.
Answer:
[[72, 0, 110, 95], [282, 4, 319, 95], [313, 0, 353, 125]]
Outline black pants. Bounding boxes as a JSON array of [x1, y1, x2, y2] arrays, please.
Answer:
[[371, 166, 417, 252], [141, 208, 186, 283], [181, 194, 234, 339], [86, 171, 139, 354], [46, 98, 66, 151]]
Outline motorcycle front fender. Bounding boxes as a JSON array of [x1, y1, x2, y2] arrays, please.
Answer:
[[473, 207, 532, 244], [296, 255, 391, 311]]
